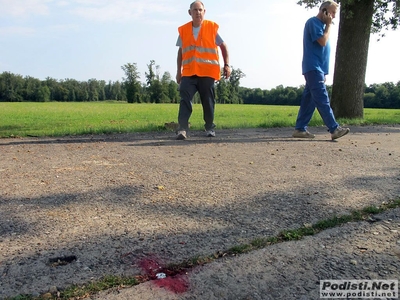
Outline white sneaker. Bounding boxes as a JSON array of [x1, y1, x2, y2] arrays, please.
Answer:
[[176, 130, 187, 140], [292, 130, 315, 139], [331, 127, 350, 140], [206, 130, 215, 137]]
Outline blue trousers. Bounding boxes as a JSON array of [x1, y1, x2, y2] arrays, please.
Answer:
[[178, 76, 216, 131], [295, 70, 339, 133]]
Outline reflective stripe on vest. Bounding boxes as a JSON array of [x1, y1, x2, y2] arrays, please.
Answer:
[[182, 45, 218, 55], [182, 57, 220, 66]]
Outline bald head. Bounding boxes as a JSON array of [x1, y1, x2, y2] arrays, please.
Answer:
[[188, 1, 205, 26], [190, 1, 204, 9]]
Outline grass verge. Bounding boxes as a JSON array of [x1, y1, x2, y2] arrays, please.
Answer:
[[8, 198, 400, 300], [0, 102, 399, 138]]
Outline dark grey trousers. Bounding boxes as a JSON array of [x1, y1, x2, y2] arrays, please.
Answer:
[[178, 76, 216, 131]]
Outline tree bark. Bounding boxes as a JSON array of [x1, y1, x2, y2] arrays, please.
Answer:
[[331, 0, 375, 119]]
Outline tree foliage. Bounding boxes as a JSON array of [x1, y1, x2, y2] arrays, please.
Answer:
[[215, 67, 246, 104], [121, 63, 141, 103]]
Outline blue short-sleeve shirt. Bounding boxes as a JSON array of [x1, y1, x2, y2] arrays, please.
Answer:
[[302, 17, 330, 75]]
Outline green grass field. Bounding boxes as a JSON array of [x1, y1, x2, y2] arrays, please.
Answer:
[[0, 101, 399, 138]]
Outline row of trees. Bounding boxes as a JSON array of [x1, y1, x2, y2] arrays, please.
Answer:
[[1, 69, 399, 108], [0, 61, 182, 103], [0, 72, 126, 102], [241, 82, 400, 108]]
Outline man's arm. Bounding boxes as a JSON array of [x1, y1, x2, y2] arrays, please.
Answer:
[[317, 23, 331, 47], [317, 12, 333, 47], [176, 47, 182, 84], [219, 42, 231, 79]]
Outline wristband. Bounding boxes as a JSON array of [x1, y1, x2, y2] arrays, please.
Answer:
[[224, 64, 230, 68]]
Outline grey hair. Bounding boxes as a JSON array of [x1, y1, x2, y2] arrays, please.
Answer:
[[190, 1, 204, 9], [320, 1, 339, 11]]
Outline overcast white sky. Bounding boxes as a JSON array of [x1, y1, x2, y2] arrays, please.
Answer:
[[0, 0, 399, 90]]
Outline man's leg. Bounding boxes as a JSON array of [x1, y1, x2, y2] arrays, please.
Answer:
[[306, 70, 339, 133], [295, 82, 315, 132], [178, 76, 198, 131], [197, 77, 216, 131]]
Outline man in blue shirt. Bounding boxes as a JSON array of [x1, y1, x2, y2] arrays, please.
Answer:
[[293, 0, 350, 140]]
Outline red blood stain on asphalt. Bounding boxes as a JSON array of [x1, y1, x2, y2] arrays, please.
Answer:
[[153, 275, 189, 294], [138, 257, 163, 276], [138, 256, 189, 294]]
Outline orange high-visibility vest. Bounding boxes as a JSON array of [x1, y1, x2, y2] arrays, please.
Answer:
[[178, 20, 220, 80]]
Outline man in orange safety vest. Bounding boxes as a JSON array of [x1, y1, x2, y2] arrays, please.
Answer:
[[175, 1, 231, 140]]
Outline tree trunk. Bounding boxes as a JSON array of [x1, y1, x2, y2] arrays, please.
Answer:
[[331, 0, 374, 119]]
